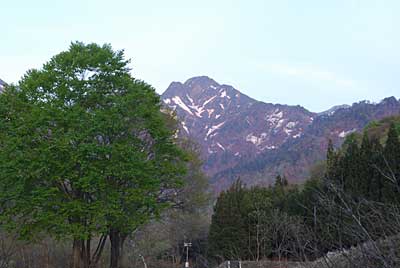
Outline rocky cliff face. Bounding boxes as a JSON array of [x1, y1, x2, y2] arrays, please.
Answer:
[[162, 76, 400, 193]]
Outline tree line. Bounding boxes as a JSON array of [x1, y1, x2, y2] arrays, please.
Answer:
[[208, 118, 400, 267]]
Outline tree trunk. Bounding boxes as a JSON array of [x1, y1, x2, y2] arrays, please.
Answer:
[[109, 229, 121, 268], [109, 230, 128, 268], [90, 234, 107, 268], [72, 239, 83, 268]]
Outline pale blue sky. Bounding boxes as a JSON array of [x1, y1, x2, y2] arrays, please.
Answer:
[[1, 0, 399, 112]]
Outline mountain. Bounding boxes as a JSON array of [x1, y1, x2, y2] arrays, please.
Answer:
[[162, 76, 315, 177], [161, 76, 400, 193], [214, 97, 400, 190], [318, 104, 350, 116]]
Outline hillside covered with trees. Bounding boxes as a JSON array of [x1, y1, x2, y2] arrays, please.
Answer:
[[208, 116, 400, 267]]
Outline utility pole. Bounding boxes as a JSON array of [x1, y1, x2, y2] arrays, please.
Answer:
[[139, 254, 147, 268], [183, 242, 192, 268]]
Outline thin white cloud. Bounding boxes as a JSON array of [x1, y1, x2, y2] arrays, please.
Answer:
[[261, 63, 356, 88]]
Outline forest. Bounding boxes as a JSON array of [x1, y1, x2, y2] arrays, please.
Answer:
[[209, 117, 400, 267]]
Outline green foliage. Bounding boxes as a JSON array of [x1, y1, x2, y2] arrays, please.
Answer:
[[208, 115, 400, 263], [208, 180, 250, 261], [0, 42, 187, 249]]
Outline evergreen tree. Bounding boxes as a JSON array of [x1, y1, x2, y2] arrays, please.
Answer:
[[383, 123, 400, 202], [359, 132, 373, 198], [208, 180, 250, 261], [342, 135, 361, 196], [367, 137, 385, 202]]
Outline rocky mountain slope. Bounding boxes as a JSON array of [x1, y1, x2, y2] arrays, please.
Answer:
[[162, 76, 400, 192], [162, 76, 315, 177]]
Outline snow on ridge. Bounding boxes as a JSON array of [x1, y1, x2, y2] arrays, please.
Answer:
[[207, 109, 214, 117], [338, 128, 357, 138], [172, 96, 193, 115], [219, 103, 225, 110]]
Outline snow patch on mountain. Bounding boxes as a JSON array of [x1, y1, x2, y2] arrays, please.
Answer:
[[203, 95, 218, 107], [246, 133, 268, 146], [216, 142, 225, 151], [275, 119, 285, 129], [181, 121, 189, 134], [206, 122, 225, 138], [172, 96, 193, 115], [189, 104, 205, 118], [186, 94, 194, 105], [338, 128, 357, 138], [293, 133, 302, 138], [219, 89, 231, 99], [266, 109, 284, 125]]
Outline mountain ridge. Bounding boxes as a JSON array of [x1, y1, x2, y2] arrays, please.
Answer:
[[162, 76, 315, 178], [161, 76, 400, 193]]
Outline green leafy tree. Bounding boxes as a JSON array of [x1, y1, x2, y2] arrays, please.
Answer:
[[0, 42, 187, 268]]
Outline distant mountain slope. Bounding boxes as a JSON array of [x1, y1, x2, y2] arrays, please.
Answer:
[[0, 78, 6, 92], [213, 97, 400, 191], [163, 76, 400, 193]]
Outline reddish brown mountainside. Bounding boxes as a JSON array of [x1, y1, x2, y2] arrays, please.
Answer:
[[162, 76, 400, 193]]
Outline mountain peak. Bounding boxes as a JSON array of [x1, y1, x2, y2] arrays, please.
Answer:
[[161, 76, 316, 180], [318, 104, 351, 116], [380, 96, 399, 105], [183, 76, 219, 89]]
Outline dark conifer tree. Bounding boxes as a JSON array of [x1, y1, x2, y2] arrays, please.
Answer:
[[383, 123, 400, 202], [208, 180, 250, 261]]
